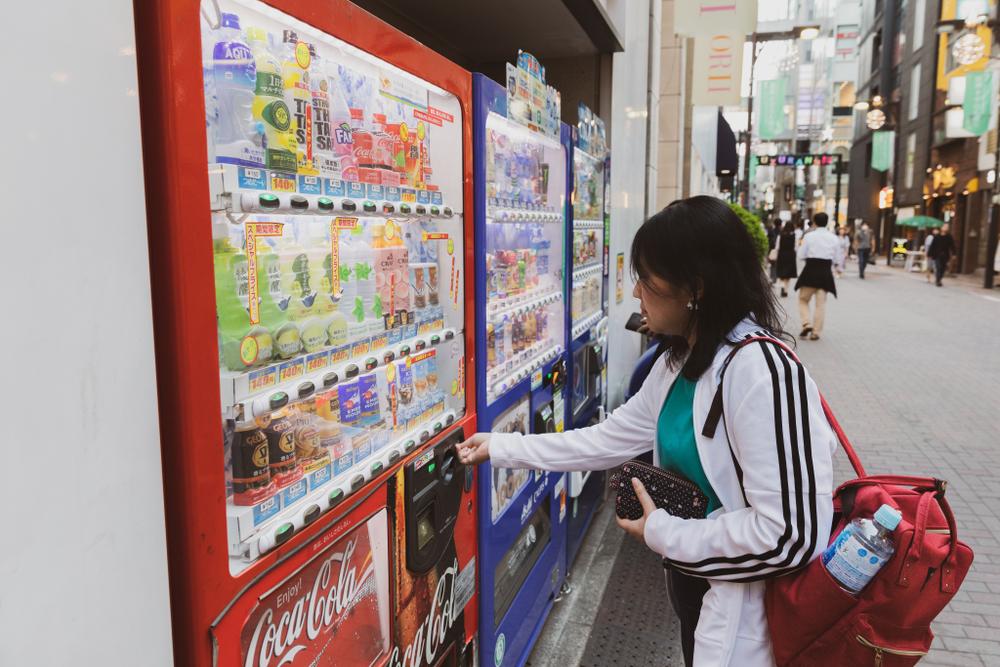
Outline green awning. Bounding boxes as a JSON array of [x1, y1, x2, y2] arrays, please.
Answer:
[[896, 215, 944, 229]]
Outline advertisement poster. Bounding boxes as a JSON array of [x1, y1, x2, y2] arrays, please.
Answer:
[[238, 510, 391, 667], [491, 398, 531, 522]]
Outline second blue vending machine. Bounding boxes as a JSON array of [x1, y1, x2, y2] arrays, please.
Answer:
[[473, 53, 570, 667], [565, 105, 610, 571]]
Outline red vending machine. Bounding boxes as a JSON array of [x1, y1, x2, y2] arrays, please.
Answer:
[[134, 1, 477, 664]]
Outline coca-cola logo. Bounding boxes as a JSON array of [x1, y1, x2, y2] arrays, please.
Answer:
[[387, 559, 460, 667], [242, 535, 376, 667]]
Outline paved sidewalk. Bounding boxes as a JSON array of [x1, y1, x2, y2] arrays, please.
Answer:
[[788, 260, 1000, 666]]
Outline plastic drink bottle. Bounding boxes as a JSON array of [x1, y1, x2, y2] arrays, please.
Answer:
[[213, 223, 273, 370], [276, 219, 327, 353], [211, 13, 260, 167], [280, 30, 317, 176], [257, 234, 301, 360], [307, 44, 339, 177], [247, 27, 297, 173], [822, 503, 902, 594]]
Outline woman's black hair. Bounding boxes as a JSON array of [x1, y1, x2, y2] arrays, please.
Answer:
[[631, 196, 792, 380]]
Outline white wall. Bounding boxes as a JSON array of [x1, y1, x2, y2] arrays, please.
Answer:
[[0, 1, 174, 664], [606, 0, 657, 409]]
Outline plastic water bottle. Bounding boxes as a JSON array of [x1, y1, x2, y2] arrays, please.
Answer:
[[822, 503, 902, 594], [212, 13, 259, 166]]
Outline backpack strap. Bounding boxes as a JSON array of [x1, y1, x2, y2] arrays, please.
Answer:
[[700, 335, 867, 479]]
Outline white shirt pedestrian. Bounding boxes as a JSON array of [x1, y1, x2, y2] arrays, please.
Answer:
[[798, 226, 840, 261]]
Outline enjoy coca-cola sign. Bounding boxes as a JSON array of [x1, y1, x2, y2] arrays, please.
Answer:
[[240, 517, 389, 667]]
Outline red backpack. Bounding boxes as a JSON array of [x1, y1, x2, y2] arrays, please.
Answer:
[[706, 337, 974, 666]]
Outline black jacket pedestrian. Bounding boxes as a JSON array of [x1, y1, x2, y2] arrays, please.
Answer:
[[928, 233, 956, 261]]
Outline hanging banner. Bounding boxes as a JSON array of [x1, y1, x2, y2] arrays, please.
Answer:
[[675, 1, 757, 36], [871, 130, 894, 172], [963, 70, 993, 136], [758, 79, 787, 139], [691, 32, 745, 106]]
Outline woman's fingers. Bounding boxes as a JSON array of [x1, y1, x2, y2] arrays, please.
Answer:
[[631, 477, 657, 517]]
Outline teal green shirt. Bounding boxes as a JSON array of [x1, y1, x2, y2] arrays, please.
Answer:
[[656, 375, 722, 513]]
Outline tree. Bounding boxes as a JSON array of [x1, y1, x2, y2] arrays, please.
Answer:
[[728, 202, 769, 263]]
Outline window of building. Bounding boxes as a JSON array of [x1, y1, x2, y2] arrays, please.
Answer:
[[913, 0, 925, 52], [909, 63, 921, 120], [905, 133, 916, 188]]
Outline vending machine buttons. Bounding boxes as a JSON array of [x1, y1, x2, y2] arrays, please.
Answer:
[[416, 204, 427, 215], [351, 475, 365, 491], [400, 203, 412, 215], [370, 461, 384, 476], [302, 504, 321, 525], [363, 200, 377, 213], [317, 197, 334, 211], [365, 357, 378, 371], [383, 202, 395, 214], [259, 193, 280, 209], [341, 199, 357, 212], [328, 488, 345, 507], [404, 439, 416, 453], [290, 195, 309, 211]]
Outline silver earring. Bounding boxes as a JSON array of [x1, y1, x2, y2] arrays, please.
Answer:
[[686, 300, 699, 311]]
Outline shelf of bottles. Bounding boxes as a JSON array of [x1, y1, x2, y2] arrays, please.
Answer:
[[571, 147, 605, 335], [201, 0, 467, 573], [483, 111, 567, 404]]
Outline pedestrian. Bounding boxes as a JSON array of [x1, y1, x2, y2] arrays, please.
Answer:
[[854, 221, 873, 279], [456, 195, 836, 667], [774, 221, 798, 297], [795, 212, 838, 340], [928, 222, 957, 287], [834, 225, 850, 277], [923, 228, 938, 283], [766, 218, 779, 284]]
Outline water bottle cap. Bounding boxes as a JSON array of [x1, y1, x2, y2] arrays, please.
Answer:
[[874, 504, 902, 531], [220, 12, 241, 29]]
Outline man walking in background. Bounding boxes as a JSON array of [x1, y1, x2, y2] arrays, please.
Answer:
[[855, 222, 873, 279], [796, 212, 839, 340], [928, 223, 957, 287]]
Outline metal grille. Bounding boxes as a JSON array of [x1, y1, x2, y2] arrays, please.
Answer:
[[578, 535, 682, 667]]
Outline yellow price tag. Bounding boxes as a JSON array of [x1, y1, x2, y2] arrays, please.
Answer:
[[386, 362, 396, 383]]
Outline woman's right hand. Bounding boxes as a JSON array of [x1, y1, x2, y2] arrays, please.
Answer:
[[456, 433, 491, 465]]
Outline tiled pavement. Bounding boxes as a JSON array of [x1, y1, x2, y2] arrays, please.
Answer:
[[786, 261, 1000, 666], [529, 259, 1000, 666]]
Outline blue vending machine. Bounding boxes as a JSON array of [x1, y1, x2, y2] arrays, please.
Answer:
[[473, 65, 570, 667], [565, 105, 610, 569]]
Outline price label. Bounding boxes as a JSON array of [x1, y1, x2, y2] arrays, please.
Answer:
[[269, 172, 296, 193], [278, 359, 306, 383], [244, 222, 284, 325]]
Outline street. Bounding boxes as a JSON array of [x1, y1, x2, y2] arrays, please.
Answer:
[[793, 260, 1000, 666], [530, 259, 1000, 666]]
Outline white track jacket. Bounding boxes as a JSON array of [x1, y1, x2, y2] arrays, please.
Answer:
[[489, 319, 837, 666]]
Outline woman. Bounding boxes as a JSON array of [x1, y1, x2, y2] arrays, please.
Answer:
[[834, 226, 850, 277], [774, 220, 798, 297], [457, 197, 837, 667]]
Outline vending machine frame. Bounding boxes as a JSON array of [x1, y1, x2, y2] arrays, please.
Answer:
[[134, 1, 476, 663], [472, 72, 569, 667]]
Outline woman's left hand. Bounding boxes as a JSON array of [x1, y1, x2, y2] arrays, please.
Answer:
[[616, 477, 657, 542]]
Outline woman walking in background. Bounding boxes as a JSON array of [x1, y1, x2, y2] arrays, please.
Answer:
[[775, 221, 798, 297], [834, 225, 850, 277]]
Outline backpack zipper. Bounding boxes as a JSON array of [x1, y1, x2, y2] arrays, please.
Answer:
[[856, 634, 928, 666]]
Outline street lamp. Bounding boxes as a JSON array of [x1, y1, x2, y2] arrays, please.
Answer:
[[741, 24, 822, 206]]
